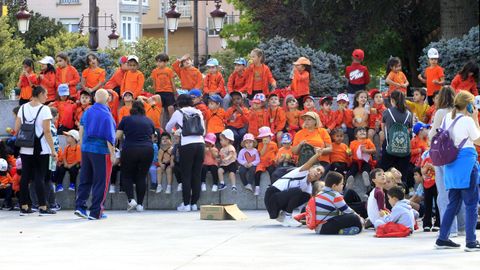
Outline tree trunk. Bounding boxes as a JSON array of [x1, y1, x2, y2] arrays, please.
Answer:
[[440, 0, 479, 39]]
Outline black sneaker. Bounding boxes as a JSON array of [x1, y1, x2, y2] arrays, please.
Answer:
[[20, 208, 34, 216], [424, 227, 431, 232], [465, 241, 480, 252], [39, 208, 57, 216], [435, 239, 461, 249]]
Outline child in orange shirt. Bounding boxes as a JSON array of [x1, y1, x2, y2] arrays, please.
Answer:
[[105, 56, 128, 94], [55, 130, 81, 191], [255, 127, 278, 196], [248, 93, 268, 137], [318, 96, 336, 132], [205, 94, 225, 139], [347, 127, 376, 186], [367, 89, 386, 144], [120, 55, 145, 98], [225, 91, 249, 149], [172, 54, 203, 91], [335, 93, 354, 142], [385, 57, 409, 97], [189, 89, 208, 119], [329, 129, 352, 177], [275, 133, 295, 168], [450, 61, 479, 96], [50, 84, 76, 133], [107, 89, 120, 124], [290, 57, 311, 109], [138, 95, 163, 130], [418, 48, 445, 105], [118, 91, 134, 123], [55, 52, 81, 98], [204, 58, 226, 97], [75, 90, 92, 128], [0, 158, 13, 210], [284, 95, 301, 136], [152, 53, 176, 118], [81, 53, 106, 95], [17, 58, 38, 105], [244, 48, 276, 99], [38, 56, 57, 103], [410, 122, 430, 167], [352, 90, 369, 130], [227, 58, 248, 95], [300, 95, 317, 127], [425, 91, 439, 124], [265, 93, 286, 145]]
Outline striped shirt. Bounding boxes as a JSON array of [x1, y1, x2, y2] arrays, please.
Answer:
[[315, 187, 354, 224]]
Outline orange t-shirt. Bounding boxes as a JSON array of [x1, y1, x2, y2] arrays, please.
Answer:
[[172, 60, 203, 90], [350, 139, 375, 161], [335, 108, 354, 129], [291, 69, 310, 97], [368, 103, 387, 129], [252, 65, 265, 91], [107, 89, 120, 124], [19, 73, 38, 100], [248, 109, 268, 137], [63, 144, 81, 165], [410, 136, 429, 165], [265, 107, 287, 134], [227, 70, 247, 93], [386, 71, 407, 95], [204, 72, 226, 97], [121, 70, 145, 98], [451, 74, 478, 96], [425, 65, 444, 96], [104, 68, 125, 90], [118, 103, 132, 123], [275, 146, 295, 164], [318, 109, 337, 130], [330, 142, 351, 164], [195, 102, 208, 119], [151, 67, 175, 93], [205, 108, 225, 134], [144, 100, 163, 129], [82, 67, 106, 89], [293, 127, 332, 163], [257, 141, 278, 167], [39, 72, 57, 102], [0, 173, 12, 186], [286, 109, 302, 130], [425, 104, 436, 124], [75, 104, 91, 127], [225, 106, 249, 129], [12, 174, 20, 192], [51, 100, 76, 129], [56, 65, 80, 97]]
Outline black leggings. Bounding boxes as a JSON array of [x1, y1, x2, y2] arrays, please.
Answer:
[[201, 165, 219, 185], [344, 189, 368, 218], [255, 165, 275, 186], [55, 165, 80, 186], [264, 186, 310, 219], [318, 213, 363, 234], [423, 185, 440, 228], [20, 154, 49, 207], [179, 143, 205, 205], [380, 142, 411, 187], [121, 146, 154, 205]]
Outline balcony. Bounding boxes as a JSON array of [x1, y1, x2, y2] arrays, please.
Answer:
[[57, 0, 80, 5], [120, 0, 150, 14]]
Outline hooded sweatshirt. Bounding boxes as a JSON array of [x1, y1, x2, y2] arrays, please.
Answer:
[[375, 199, 418, 230]]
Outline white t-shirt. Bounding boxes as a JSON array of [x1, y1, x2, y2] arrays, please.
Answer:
[[17, 103, 53, 155], [165, 107, 205, 146], [272, 168, 311, 193], [443, 112, 480, 149]]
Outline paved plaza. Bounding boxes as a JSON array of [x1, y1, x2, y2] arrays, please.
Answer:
[[0, 210, 478, 270]]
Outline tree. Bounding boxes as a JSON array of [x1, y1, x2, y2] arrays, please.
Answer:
[[440, 0, 479, 39], [0, 17, 31, 94], [35, 31, 89, 58], [130, 37, 165, 93]]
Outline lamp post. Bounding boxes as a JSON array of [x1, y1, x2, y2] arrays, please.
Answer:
[[79, 1, 120, 51], [15, 0, 32, 34]]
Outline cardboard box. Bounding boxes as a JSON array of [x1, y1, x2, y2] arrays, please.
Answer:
[[200, 204, 247, 220]]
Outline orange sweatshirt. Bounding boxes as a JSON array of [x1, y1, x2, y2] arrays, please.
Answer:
[[368, 103, 387, 129], [151, 67, 175, 93], [75, 104, 91, 127], [19, 72, 38, 100], [82, 67, 106, 89], [118, 103, 132, 123], [144, 100, 163, 129], [51, 100, 76, 129], [257, 141, 278, 171], [204, 72, 226, 97], [172, 60, 203, 90], [104, 68, 125, 90], [290, 69, 310, 97], [39, 71, 57, 102], [121, 70, 145, 98], [318, 109, 337, 131], [248, 109, 268, 137], [410, 136, 428, 165], [265, 107, 286, 134], [451, 74, 478, 96], [224, 106, 249, 129], [285, 109, 302, 131], [205, 108, 225, 134], [243, 64, 276, 95], [56, 65, 80, 98], [0, 173, 13, 186], [350, 139, 375, 161], [335, 108, 354, 129], [227, 70, 248, 94]]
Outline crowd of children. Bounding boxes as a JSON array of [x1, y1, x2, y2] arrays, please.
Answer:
[[1, 46, 479, 248]]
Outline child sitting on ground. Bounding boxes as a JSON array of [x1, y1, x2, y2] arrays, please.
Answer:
[[329, 128, 352, 177], [218, 129, 238, 191], [318, 96, 337, 133], [156, 132, 173, 194], [237, 133, 260, 192], [367, 89, 386, 144], [202, 133, 220, 192], [255, 126, 278, 196], [347, 127, 376, 190], [375, 186, 418, 233], [367, 168, 389, 228], [55, 130, 81, 191]]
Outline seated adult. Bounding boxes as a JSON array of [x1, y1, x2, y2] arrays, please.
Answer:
[[264, 148, 325, 227]]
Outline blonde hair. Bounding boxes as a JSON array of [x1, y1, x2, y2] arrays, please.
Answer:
[[452, 90, 474, 119], [312, 180, 325, 195], [384, 171, 394, 181], [250, 48, 265, 64]]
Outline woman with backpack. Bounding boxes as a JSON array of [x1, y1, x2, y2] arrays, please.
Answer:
[[14, 86, 58, 216], [428, 87, 465, 237], [380, 90, 413, 186], [434, 91, 480, 251], [166, 94, 206, 212]]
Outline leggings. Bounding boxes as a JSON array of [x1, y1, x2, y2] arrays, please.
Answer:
[[179, 143, 205, 205], [201, 165, 219, 185], [380, 142, 411, 187], [423, 185, 440, 228], [238, 165, 256, 186], [318, 213, 363, 234], [264, 186, 310, 219], [30, 170, 56, 207], [255, 165, 275, 186], [20, 154, 49, 207], [111, 164, 121, 186], [55, 165, 80, 186], [121, 146, 154, 205], [173, 165, 182, 184]]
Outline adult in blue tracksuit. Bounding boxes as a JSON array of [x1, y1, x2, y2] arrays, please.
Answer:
[[75, 89, 116, 220], [434, 91, 480, 252]]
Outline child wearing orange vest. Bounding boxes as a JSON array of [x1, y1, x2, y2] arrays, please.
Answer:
[[255, 126, 278, 196], [290, 57, 311, 109], [50, 84, 76, 133], [318, 96, 337, 132], [55, 52, 81, 98], [120, 55, 145, 99], [75, 90, 92, 128], [205, 94, 225, 139], [368, 89, 386, 145], [248, 93, 268, 138], [105, 56, 128, 94], [284, 95, 302, 137], [38, 56, 57, 103], [224, 91, 249, 149], [265, 93, 286, 145], [81, 53, 106, 95], [204, 58, 226, 97], [385, 57, 409, 97], [244, 48, 276, 99], [118, 91, 134, 123], [17, 58, 38, 105], [55, 130, 81, 191], [329, 128, 352, 177], [152, 53, 176, 118], [417, 48, 445, 105], [172, 54, 203, 91]]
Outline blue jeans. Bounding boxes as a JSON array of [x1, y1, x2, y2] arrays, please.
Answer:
[[435, 166, 465, 234], [438, 166, 479, 244]]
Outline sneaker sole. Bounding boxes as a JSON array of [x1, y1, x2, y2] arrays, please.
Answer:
[[435, 244, 460, 249], [39, 212, 56, 216], [465, 247, 480, 252], [74, 211, 88, 219], [19, 212, 34, 216]]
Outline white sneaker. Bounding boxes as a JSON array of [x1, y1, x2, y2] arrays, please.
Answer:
[[165, 185, 172, 194], [177, 203, 191, 212], [281, 215, 302, 227], [177, 183, 182, 192], [127, 199, 137, 212], [136, 204, 144, 212], [245, 184, 253, 192], [191, 204, 198, 211], [211, 184, 218, 192], [362, 171, 370, 187], [254, 186, 260, 196], [155, 185, 163, 193], [201, 183, 207, 191], [276, 211, 286, 223], [109, 185, 116, 194]]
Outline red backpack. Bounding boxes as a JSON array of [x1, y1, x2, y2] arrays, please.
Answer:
[[375, 222, 412, 238]]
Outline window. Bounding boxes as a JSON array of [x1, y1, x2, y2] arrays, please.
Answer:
[[58, 0, 80, 4], [122, 0, 148, 5], [121, 15, 140, 42], [207, 15, 236, 37], [59, 19, 80, 33], [159, 1, 191, 18]]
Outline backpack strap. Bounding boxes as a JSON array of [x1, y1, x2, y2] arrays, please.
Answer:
[[387, 109, 397, 123], [403, 111, 410, 125], [447, 115, 468, 149], [34, 106, 45, 140]]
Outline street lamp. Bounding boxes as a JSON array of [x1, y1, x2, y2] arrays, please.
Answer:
[[15, 0, 32, 34], [108, 28, 120, 49], [210, 1, 226, 32], [78, 11, 120, 51], [165, 1, 181, 33]]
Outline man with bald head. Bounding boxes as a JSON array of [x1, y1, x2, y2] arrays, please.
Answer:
[[75, 89, 116, 220]]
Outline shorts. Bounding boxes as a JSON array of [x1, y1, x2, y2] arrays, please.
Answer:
[[220, 162, 238, 173], [157, 92, 176, 108]]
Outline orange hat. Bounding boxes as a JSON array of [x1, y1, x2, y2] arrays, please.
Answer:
[[293, 57, 311, 66], [352, 49, 364, 61]]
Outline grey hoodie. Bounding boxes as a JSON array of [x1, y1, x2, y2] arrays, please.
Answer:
[[377, 199, 418, 230]]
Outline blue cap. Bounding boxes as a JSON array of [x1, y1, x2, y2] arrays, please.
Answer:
[[209, 94, 223, 104], [233, 58, 247, 66], [206, 58, 219, 67], [58, 84, 70, 96], [189, 89, 202, 98], [281, 133, 292, 144], [413, 122, 430, 135]]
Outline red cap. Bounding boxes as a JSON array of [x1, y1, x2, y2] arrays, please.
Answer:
[[369, 88, 380, 99], [320, 96, 333, 104], [352, 49, 364, 61], [119, 56, 128, 65]]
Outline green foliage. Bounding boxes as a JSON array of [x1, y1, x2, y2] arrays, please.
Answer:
[[258, 36, 346, 96], [100, 40, 133, 69], [129, 37, 165, 93], [211, 49, 241, 80], [419, 26, 480, 82], [0, 17, 30, 94], [35, 31, 88, 58], [66, 46, 115, 80]]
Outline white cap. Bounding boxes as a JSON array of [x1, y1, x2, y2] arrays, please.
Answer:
[[336, 93, 349, 102], [475, 95, 480, 110], [427, 48, 439, 59], [63, 130, 80, 142], [127, 55, 139, 63], [0, 158, 7, 172], [221, 129, 234, 142], [39, 56, 55, 66]]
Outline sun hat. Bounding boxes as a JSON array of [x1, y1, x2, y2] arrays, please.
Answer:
[[205, 133, 217, 145], [63, 130, 80, 142], [221, 129, 235, 142], [413, 122, 430, 135], [39, 56, 55, 66], [257, 126, 274, 139], [0, 158, 7, 172], [302, 111, 321, 127], [293, 57, 311, 66], [58, 84, 70, 96], [241, 133, 257, 147], [336, 93, 349, 103], [352, 49, 365, 61], [209, 94, 223, 104], [189, 89, 202, 98], [206, 58, 219, 67], [127, 55, 139, 63], [281, 133, 292, 144], [233, 58, 247, 66], [427, 48, 439, 59]]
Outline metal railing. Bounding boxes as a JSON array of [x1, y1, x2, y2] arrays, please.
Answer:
[[58, 0, 80, 4]]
